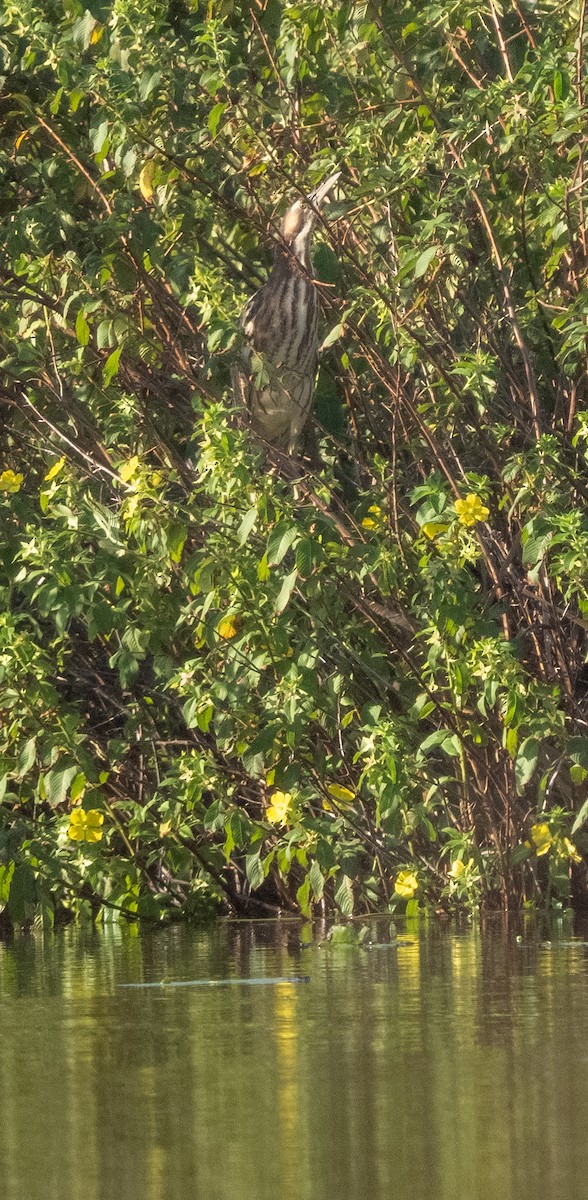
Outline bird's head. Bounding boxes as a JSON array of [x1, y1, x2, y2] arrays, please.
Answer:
[[279, 171, 341, 267]]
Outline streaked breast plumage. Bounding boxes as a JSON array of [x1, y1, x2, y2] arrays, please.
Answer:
[[234, 172, 340, 457]]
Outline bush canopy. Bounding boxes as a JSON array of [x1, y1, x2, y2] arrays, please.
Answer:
[[2, 0, 588, 925]]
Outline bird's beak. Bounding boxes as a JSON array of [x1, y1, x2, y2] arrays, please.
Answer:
[[308, 171, 342, 209]]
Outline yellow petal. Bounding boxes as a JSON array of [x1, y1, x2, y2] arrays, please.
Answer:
[[120, 455, 140, 483], [0, 470, 24, 493], [455, 494, 489, 527], [44, 456, 66, 482], [266, 790, 292, 825], [394, 870, 418, 898], [67, 825, 86, 840], [362, 505, 383, 530], [531, 822, 552, 853], [422, 521, 448, 539], [563, 837, 582, 864], [217, 615, 241, 639], [15, 131, 29, 151], [84, 826, 104, 843], [85, 810, 104, 829]]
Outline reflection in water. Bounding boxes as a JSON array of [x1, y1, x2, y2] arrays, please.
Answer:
[[1, 918, 588, 1200]]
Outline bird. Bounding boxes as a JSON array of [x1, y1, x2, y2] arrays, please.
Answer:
[[233, 171, 341, 460]]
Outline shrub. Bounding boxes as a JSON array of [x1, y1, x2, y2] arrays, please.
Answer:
[[1, 0, 588, 923]]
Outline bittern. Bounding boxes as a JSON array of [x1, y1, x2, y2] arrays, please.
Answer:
[[234, 171, 341, 458]]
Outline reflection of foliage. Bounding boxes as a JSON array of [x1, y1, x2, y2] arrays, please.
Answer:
[[1, 0, 588, 924]]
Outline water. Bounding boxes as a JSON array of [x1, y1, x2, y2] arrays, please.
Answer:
[[1, 917, 588, 1200]]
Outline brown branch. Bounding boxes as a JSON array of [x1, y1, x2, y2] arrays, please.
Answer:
[[488, 1, 515, 81], [35, 113, 114, 214]]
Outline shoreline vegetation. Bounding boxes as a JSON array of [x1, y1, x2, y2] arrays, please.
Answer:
[[2, 0, 588, 927]]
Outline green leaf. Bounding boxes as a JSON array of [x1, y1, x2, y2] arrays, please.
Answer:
[[267, 520, 297, 565], [17, 736, 37, 779], [309, 858, 324, 900], [123, 626, 150, 655], [568, 737, 588, 768], [75, 311, 90, 346], [320, 322, 344, 350], [334, 873, 354, 915], [274, 569, 298, 613], [553, 70, 569, 101], [208, 102, 228, 138], [167, 522, 187, 564], [572, 798, 588, 835], [103, 346, 122, 384], [0, 861, 15, 908], [139, 70, 162, 101], [510, 842, 532, 866], [196, 703, 214, 733], [44, 765, 79, 808], [91, 120, 109, 158], [296, 874, 312, 916], [242, 723, 281, 774], [441, 734, 462, 758], [69, 87, 85, 112], [257, 552, 270, 581], [514, 737, 540, 794], [295, 539, 313, 577], [413, 246, 437, 278], [70, 772, 86, 803], [245, 853, 265, 890], [420, 730, 449, 752], [238, 507, 258, 545]]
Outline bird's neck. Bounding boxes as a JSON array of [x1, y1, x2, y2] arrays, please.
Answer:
[[273, 236, 313, 276]]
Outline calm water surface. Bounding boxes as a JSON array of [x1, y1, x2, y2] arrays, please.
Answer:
[[1, 917, 588, 1200]]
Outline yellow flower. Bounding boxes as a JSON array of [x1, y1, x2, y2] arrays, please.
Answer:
[[0, 470, 24, 494], [422, 521, 449, 539], [44, 456, 66, 482], [530, 822, 553, 856], [454, 494, 490, 527], [449, 858, 466, 878], [119, 455, 140, 483], [67, 808, 105, 843], [362, 505, 383, 530], [560, 836, 582, 864], [265, 791, 292, 826], [394, 869, 419, 898], [217, 615, 242, 639]]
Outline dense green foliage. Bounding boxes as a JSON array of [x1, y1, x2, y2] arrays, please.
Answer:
[[2, 0, 588, 924]]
